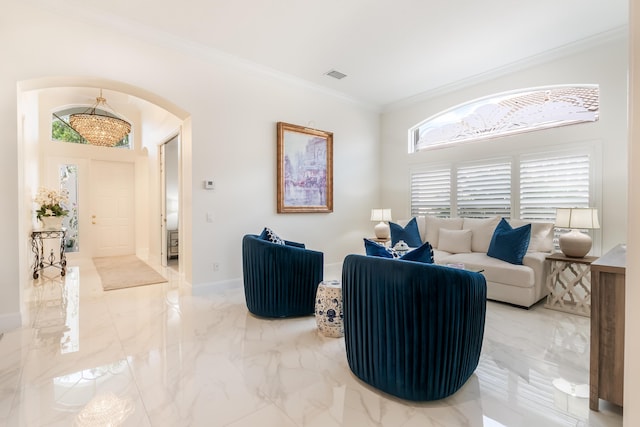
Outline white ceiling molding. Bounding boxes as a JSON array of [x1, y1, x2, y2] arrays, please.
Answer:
[[384, 26, 628, 113], [28, 0, 627, 112]]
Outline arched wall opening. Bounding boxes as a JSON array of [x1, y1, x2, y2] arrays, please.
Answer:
[[16, 76, 193, 320]]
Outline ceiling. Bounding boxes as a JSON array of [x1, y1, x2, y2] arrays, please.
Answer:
[[37, 0, 627, 110]]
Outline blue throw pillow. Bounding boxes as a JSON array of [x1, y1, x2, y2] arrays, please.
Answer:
[[259, 227, 285, 245], [364, 238, 398, 258], [487, 218, 531, 265], [389, 217, 422, 247], [400, 241, 434, 264], [364, 239, 434, 264]]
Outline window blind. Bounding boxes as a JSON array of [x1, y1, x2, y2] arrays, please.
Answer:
[[410, 152, 592, 229], [456, 162, 511, 218], [410, 168, 451, 217], [520, 154, 590, 221]]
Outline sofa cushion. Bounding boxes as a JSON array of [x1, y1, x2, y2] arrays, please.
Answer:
[[259, 227, 285, 245], [389, 217, 423, 247], [487, 218, 531, 265], [364, 239, 433, 263], [364, 238, 397, 258], [509, 219, 554, 252], [425, 216, 464, 248], [432, 248, 452, 263], [463, 216, 501, 252], [439, 252, 535, 288], [400, 241, 434, 264], [438, 228, 472, 253], [396, 216, 427, 243]]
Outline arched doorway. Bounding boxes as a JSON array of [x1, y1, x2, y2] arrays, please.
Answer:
[[17, 77, 193, 304]]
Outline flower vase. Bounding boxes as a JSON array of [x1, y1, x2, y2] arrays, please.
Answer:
[[41, 216, 64, 230]]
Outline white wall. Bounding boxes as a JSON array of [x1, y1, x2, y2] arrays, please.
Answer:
[[0, 2, 379, 328], [380, 35, 629, 255]]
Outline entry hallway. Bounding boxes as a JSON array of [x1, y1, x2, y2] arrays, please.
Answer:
[[0, 258, 623, 426]]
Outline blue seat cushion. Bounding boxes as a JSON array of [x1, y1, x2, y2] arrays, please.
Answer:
[[389, 217, 423, 247], [487, 218, 531, 265]]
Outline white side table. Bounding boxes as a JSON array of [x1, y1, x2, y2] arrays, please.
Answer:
[[314, 280, 344, 337], [545, 253, 597, 317]]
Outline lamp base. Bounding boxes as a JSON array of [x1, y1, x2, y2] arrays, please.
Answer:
[[559, 230, 592, 258], [374, 222, 390, 239]]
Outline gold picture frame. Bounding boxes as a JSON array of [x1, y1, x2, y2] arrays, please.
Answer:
[[277, 122, 333, 213]]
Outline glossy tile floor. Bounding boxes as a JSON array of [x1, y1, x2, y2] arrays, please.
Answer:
[[0, 258, 623, 426]]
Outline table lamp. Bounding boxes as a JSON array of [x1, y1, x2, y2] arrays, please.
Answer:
[[371, 208, 392, 239], [555, 207, 599, 258]]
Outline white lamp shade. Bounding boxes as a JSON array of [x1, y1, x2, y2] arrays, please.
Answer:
[[555, 208, 599, 229], [370, 209, 392, 222]]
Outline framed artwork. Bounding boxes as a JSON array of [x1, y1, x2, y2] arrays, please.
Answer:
[[277, 122, 333, 213]]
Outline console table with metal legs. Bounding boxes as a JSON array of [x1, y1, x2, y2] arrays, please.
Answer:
[[31, 229, 67, 279]]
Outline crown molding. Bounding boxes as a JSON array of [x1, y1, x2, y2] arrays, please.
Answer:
[[383, 25, 628, 113], [26, 1, 627, 115], [30, 0, 378, 112]]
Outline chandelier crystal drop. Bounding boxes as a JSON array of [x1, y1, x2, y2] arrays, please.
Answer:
[[69, 90, 131, 147]]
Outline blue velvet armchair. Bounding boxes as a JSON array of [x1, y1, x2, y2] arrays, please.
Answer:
[[342, 254, 487, 401], [242, 234, 324, 318]]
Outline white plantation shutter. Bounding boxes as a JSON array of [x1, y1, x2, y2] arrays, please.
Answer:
[[410, 151, 592, 230], [520, 153, 591, 221], [456, 161, 511, 218], [410, 168, 451, 217]]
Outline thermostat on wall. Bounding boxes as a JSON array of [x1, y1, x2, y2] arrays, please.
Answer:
[[204, 179, 215, 190]]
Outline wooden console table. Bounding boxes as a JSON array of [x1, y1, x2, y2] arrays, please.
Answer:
[[590, 243, 626, 411], [545, 253, 597, 317]]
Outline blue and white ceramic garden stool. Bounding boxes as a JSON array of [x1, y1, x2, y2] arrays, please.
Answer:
[[314, 280, 344, 337]]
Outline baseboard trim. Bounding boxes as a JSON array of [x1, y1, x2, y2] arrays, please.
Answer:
[[191, 278, 243, 296], [0, 311, 23, 332], [190, 265, 344, 297]]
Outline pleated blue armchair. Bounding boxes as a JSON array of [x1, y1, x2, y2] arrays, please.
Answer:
[[242, 234, 323, 318], [342, 254, 487, 401]]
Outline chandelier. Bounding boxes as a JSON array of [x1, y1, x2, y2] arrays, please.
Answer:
[[70, 89, 131, 147]]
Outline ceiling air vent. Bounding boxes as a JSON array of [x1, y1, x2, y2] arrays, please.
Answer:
[[324, 69, 347, 80]]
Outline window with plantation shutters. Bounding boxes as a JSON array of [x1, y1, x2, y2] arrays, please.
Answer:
[[520, 154, 591, 222], [410, 168, 451, 217], [457, 161, 511, 218], [410, 150, 593, 221]]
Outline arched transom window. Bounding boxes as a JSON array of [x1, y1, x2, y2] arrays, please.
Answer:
[[410, 85, 599, 152]]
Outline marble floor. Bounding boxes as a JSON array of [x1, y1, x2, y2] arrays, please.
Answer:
[[0, 258, 623, 426]]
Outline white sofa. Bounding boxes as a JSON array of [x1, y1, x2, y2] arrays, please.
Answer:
[[400, 216, 554, 308]]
